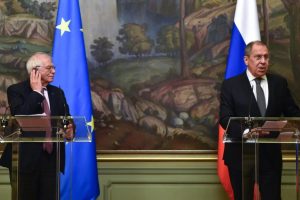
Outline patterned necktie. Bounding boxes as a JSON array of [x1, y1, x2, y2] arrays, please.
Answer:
[[254, 78, 266, 116], [42, 88, 53, 153]]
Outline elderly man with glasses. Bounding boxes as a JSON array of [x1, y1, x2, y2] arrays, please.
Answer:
[[0, 52, 73, 200]]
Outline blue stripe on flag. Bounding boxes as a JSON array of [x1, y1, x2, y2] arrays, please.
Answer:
[[225, 23, 247, 79]]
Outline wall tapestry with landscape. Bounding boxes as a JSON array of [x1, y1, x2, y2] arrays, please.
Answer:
[[0, 0, 299, 151]]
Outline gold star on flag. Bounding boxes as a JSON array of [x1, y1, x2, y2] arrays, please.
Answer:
[[56, 18, 71, 36], [87, 116, 95, 132]]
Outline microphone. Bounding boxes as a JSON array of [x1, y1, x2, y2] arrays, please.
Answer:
[[242, 85, 255, 139], [62, 107, 69, 129], [1, 104, 10, 128], [57, 86, 75, 141], [246, 85, 254, 129], [248, 85, 254, 118], [58, 86, 69, 129]]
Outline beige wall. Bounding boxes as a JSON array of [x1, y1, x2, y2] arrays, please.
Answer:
[[0, 154, 298, 200], [98, 153, 228, 200]]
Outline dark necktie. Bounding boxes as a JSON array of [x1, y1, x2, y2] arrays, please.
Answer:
[[254, 78, 266, 116], [42, 88, 53, 153]]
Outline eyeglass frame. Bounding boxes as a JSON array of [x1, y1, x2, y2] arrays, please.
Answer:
[[34, 65, 56, 72]]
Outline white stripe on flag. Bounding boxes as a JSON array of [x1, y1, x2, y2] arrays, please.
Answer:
[[234, 0, 260, 44]]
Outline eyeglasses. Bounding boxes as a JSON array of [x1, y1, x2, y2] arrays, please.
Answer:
[[36, 65, 56, 72]]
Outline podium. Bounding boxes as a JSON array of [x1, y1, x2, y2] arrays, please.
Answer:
[[0, 115, 91, 200], [223, 117, 300, 200]]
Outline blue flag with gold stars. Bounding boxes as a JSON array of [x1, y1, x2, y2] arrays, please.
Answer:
[[52, 0, 100, 199]]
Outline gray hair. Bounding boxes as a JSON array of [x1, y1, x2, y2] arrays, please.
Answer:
[[244, 41, 268, 56], [26, 52, 52, 74]]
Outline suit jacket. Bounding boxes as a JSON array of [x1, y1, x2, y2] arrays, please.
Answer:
[[0, 80, 70, 173], [219, 72, 300, 170]]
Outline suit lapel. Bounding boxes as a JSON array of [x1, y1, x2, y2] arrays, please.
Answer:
[[265, 74, 274, 117], [47, 86, 56, 115]]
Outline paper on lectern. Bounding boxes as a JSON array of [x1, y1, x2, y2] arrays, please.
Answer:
[[261, 120, 287, 130], [15, 114, 51, 132]]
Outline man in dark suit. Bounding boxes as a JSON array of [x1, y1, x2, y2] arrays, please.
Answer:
[[0, 52, 73, 200], [219, 41, 300, 200]]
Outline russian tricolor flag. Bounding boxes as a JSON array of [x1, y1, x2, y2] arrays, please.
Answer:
[[226, 0, 261, 79], [217, 0, 260, 199]]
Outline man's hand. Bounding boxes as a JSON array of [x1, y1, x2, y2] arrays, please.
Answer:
[[63, 123, 74, 140], [243, 127, 270, 139], [30, 68, 43, 92]]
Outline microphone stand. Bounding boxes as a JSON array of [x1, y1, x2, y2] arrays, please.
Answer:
[[0, 105, 10, 140], [246, 85, 254, 131]]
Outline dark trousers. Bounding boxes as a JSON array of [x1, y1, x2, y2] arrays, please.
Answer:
[[228, 163, 281, 200], [12, 151, 58, 200], [18, 170, 57, 200]]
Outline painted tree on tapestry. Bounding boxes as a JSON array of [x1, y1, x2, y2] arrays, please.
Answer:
[[281, 0, 300, 84], [0, 0, 299, 151]]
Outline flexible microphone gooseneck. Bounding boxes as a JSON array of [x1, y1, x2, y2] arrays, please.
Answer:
[[1, 104, 10, 128], [58, 86, 69, 129], [246, 85, 254, 129]]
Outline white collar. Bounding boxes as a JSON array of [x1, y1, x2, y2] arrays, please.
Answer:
[[246, 69, 267, 82]]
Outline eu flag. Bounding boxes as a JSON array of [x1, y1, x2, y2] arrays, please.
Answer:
[[52, 0, 100, 199]]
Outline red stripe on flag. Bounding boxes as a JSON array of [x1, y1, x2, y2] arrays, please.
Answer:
[[218, 125, 261, 200], [218, 125, 234, 200], [254, 182, 260, 200]]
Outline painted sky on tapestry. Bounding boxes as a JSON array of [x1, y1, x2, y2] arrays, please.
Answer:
[[0, 0, 299, 151]]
